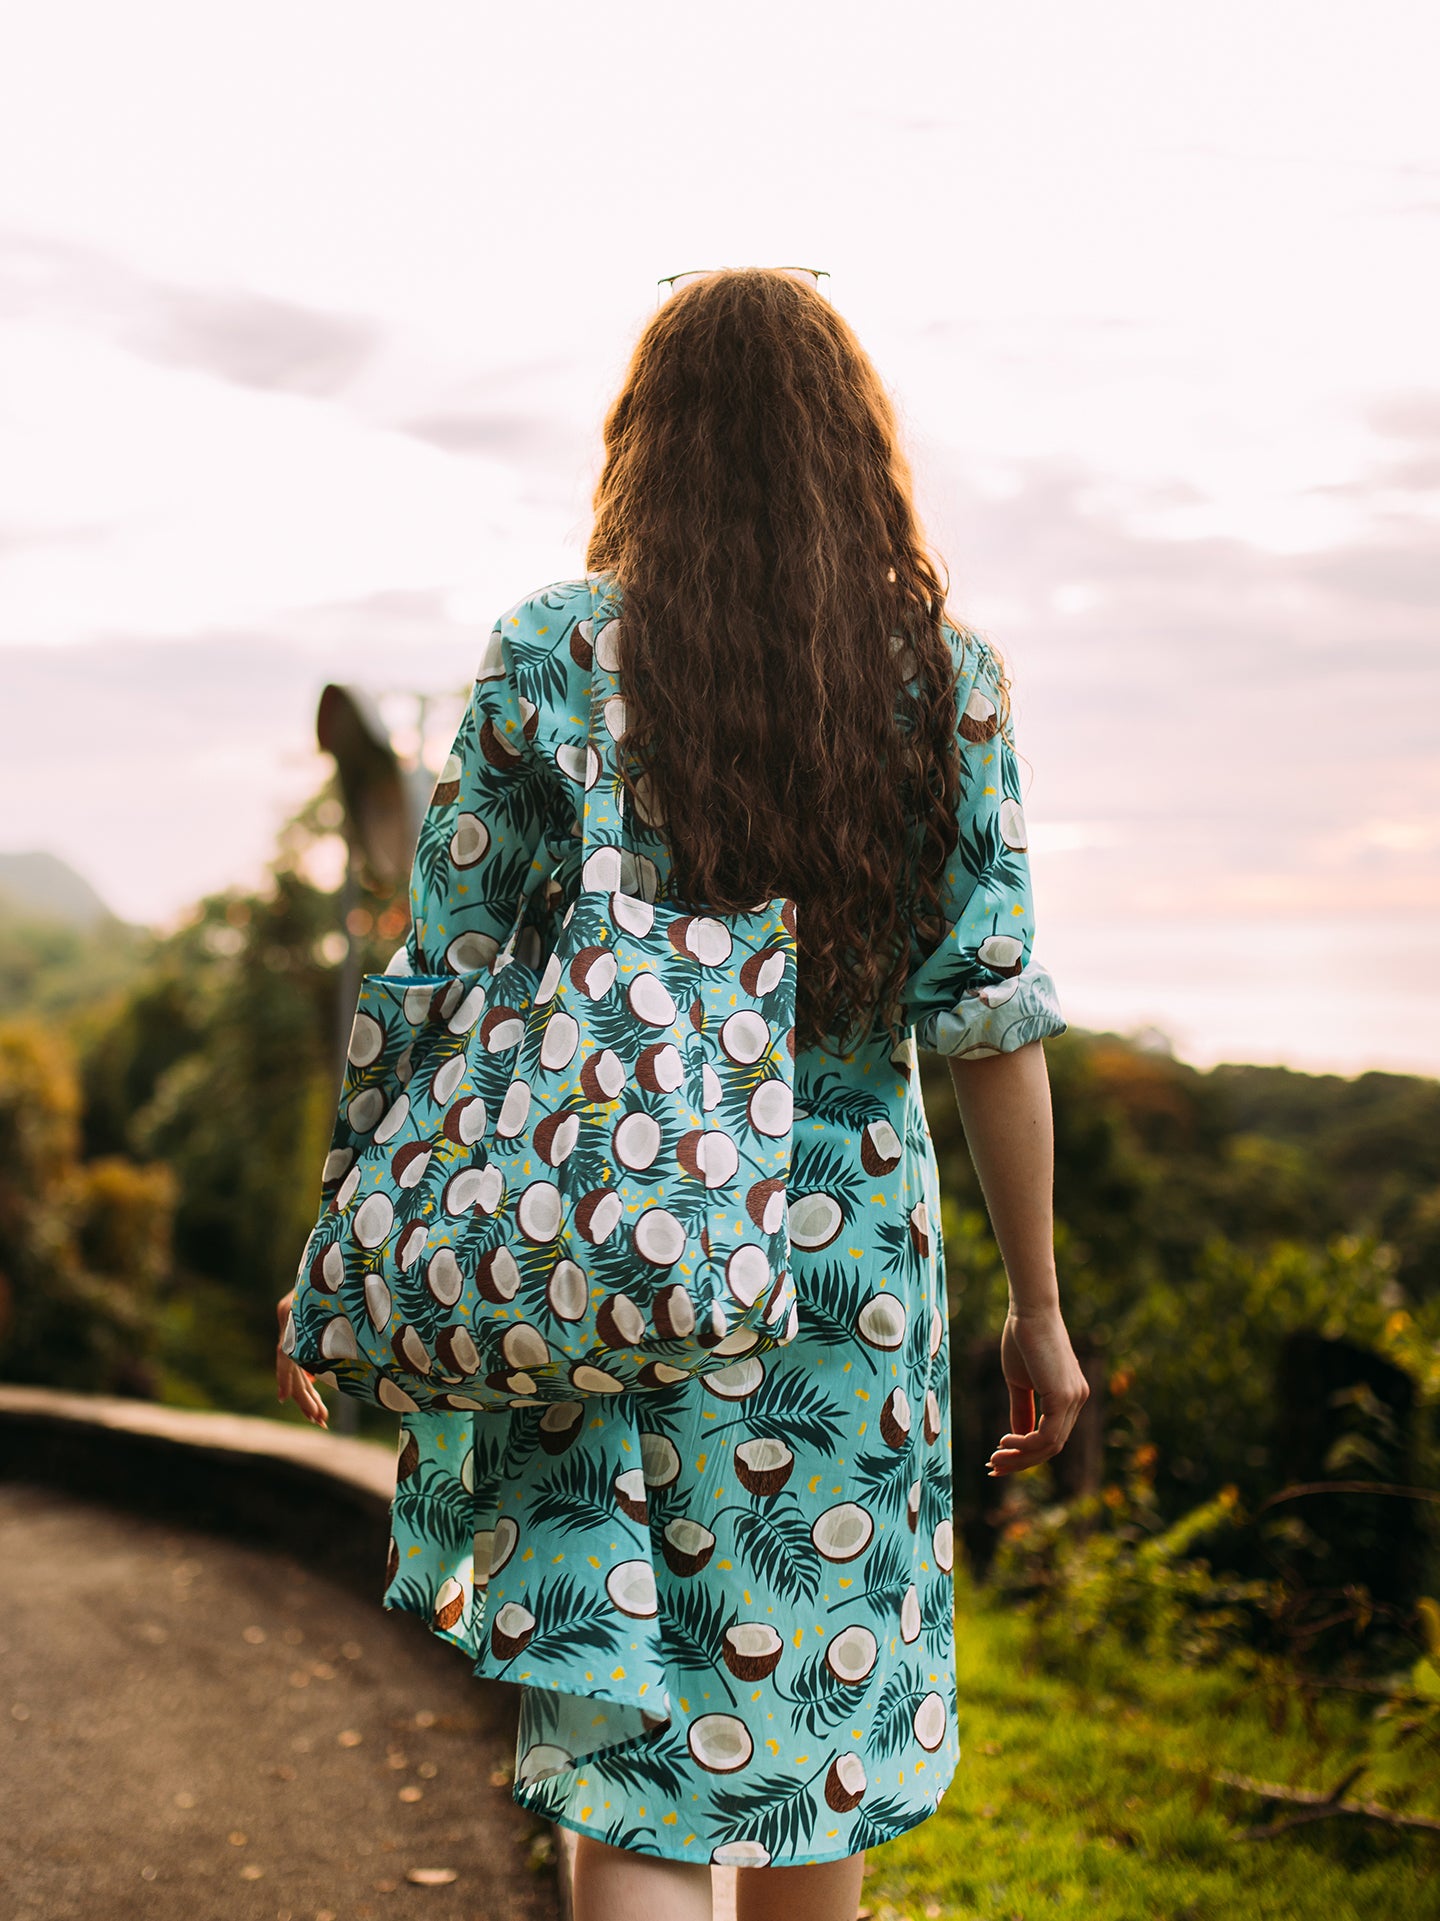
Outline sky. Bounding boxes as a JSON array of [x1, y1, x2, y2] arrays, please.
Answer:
[[0, 0, 1436, 1076]]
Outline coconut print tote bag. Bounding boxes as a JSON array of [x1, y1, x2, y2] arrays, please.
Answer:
[[284, 576, 800, 1413]]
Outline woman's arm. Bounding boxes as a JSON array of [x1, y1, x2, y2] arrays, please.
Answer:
[[947, 1038, 1089, 1477]]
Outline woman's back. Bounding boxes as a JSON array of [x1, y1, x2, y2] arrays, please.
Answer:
[[387, 571, 1066, 1866]]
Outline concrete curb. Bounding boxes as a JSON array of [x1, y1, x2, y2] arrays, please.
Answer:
[[0, 1384, 396, 1598]]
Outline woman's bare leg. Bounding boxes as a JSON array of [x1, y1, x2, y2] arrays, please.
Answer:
[[734, 1853, 867, 1921], [571, 1834, 713, 1921]]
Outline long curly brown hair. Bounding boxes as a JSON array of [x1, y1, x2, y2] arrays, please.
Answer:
[[587, 268, 998, 1057]]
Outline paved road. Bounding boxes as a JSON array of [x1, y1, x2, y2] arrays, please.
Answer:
[[0, 1482, 561, 1921]]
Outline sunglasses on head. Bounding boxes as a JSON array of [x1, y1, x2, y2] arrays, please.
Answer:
[[656, 265, 831, 305]]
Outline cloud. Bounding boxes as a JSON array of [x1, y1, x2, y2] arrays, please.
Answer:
[[0, 227, 379, 395], [921, 439, 1440, 929]]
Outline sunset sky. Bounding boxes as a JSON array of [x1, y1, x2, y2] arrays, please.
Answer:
[[1, 1, 1436, 1075]]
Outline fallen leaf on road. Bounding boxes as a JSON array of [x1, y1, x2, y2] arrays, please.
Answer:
[[242, 1626, 266, 1644], [337, 1730, 363, 1748], [240, 1864, 264, 1880], [228, 1831, 247, 1846], [398, 1786, 423, 1804], [406, 1868, 458, 1886]]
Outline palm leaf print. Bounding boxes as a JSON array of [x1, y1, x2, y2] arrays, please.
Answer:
[[515, 645, 571, 713], [594, 1820, 656, 1853], [497, 1411, 544, 1481], [848, 1443, 916, 1507], [784, 1645, 871, 1738], [788, 1139, 866, 1215], [634, 1384, 693, 1442], [592, 1726, 692, 1802], [414, 812, 455, 904], [793, 1071, 889, 1131], [792, 1261, 878, 1371], [383, 1572, 431, 1617], [729, 1369, 846, 1454], [869, 1662, 931, 1759], [920, 1445, 952, 1510], [826, 1531, 911, 1615], [873, 1216, 922, 1287], [904, 1291, 933, 1373], [955, 808, 1027, 901], [847, 1793, 917, 1852], [525, 1447, 625, 1536], [658, 1581, 738, 1704], [711, 1770, 822, 1861], [494, 1572, 620, 1668], [390, 1464, 474, 1558], [580, 992, 641, 1063], [731, 1501, 821, 1605]]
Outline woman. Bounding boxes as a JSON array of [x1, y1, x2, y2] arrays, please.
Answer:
[[278, 266, 1087, 1921]]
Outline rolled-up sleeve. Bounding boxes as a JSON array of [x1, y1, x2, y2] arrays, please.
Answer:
[[899, 632, 1068, 1059]]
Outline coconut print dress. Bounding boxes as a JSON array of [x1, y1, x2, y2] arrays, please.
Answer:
[[379, 574, 1067, 1867]]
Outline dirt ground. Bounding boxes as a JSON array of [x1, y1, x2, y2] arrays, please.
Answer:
[[0, 1481, 561, 1921]]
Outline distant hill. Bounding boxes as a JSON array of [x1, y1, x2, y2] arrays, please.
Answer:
[[0, 852, 117, 929]]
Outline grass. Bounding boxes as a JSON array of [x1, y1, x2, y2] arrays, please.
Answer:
[[863, 1580, 1440, 1921]]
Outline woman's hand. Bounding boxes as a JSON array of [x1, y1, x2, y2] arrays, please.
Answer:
[[275, 1289, 330, 1428], [988, 1302, 1088, 1476]]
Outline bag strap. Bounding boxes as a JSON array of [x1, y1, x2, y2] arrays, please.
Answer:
[[580, 572, 627, 864]]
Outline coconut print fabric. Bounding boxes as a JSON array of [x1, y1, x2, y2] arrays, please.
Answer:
[[375, 575, 1067, 1867]]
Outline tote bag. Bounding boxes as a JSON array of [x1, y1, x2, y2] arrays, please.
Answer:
[[284, 576, 800, 1415]]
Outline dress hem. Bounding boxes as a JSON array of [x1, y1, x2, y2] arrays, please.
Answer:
[[513, 1773, 956, 1870]]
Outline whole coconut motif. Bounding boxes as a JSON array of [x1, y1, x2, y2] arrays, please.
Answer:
[[913, 1691, 947, 1752], [739, 945, 787, 997], [788, 1191, 844, 1252], [880, 1387, 912, 1450], [661, 1517, 715, 1577], [857, 1291, 908, 1352], [812, 1502, 874, 1564], [977, 932, 1025, 977], [722, 1623, 783, 1681], [442, 1095, 486, 1145], [604, 1558, 658, 1620], [479, 716, 522, 770], [824, 1623, 878, 1684], [824, 1753, 868, 1812], [432, 1575, 466, 1632], [612, 1468, 648, 1525], [430, 752, 462, 806], [733, 1437, 793, 1498], [746, 1177, 786, 1236], [489, 1602, 535, 1661], [435, 1324, 480, 1377], [639, 1432, 681, 1489], [537, 1401, 584, 1454], [449, 813, 489, 868], [959, 683, 1000, 742], [859, 1117, 903, 1175], [687, 1714, 753, 1775], [476, 1244, 521, 1303]]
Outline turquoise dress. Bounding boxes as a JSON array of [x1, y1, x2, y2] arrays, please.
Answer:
[[381, 575, 1066, 1866]]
